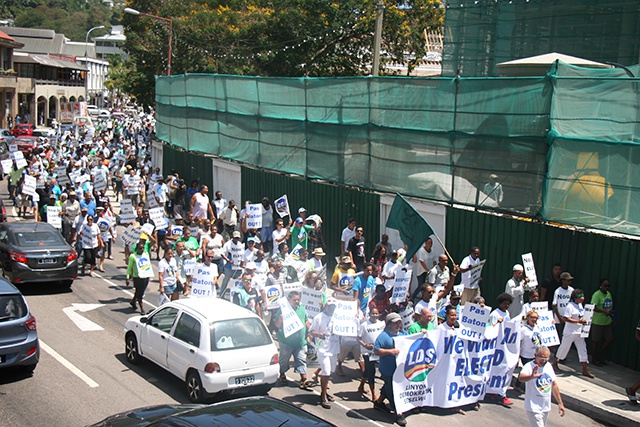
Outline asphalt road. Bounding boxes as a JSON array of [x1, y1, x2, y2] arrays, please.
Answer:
[[0, 199, 606, 427]]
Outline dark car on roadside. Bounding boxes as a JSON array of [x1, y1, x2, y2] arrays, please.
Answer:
[[0, 278, 39, 374], [88, 396, 336, 427], [0, 222, 78, 286], [11, 124, 34, 136]]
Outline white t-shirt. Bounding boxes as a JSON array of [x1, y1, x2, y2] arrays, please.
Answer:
[[382, 260, 400, 279], [460, 255, 481, 289], [521, 360, 556, 413], [520, 323, 541, 359], [552, 286, 574, 320], [489, 308, 510, 326], [158, 257, 178, 287], [271, 228, 288, 255], [80, 223, 100, 249], [414, 247, 437, 276], [206, 233, 224, 259], [310, 312, 340, 356], [359, 319, 385, 358], [341, 226, 356, 252], [223, 240, 245, 270], [562, 301, 584, 335]]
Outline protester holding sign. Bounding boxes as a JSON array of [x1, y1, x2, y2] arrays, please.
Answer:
[[552, 289, 594, 378], [373, 312, 407, 426], [518, 345, 565, 426], [330, 256, 357, 299], [352, 263, 376, 313], [357, 307, 385, 400], [273, 291, 312, 390], [189, 249, 219, 298], [308, 299, 341, 409], [505, 264, 532, 319], [158, 248, 180, 302], [459, 246, 482, 304], [77, 215, 103, 277], [552, 272, 575, 335], [125, 239, 155, 315], [515, 310, 542, 392]]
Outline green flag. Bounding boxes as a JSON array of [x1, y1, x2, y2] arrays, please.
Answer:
[[386, 194, 435, 262]]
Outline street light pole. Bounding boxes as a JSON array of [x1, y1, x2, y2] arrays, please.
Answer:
[[124, 7, 173, 76], [85, 25, 105, 104]]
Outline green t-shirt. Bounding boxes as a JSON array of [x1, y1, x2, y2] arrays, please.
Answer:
[[291, 224, 314, 250], [276, 304, 308, 348], [407, 321, 436, 334], [591, 290, 613, 326]]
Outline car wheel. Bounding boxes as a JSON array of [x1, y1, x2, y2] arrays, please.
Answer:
[[186, 370, 207, 403], [125, 333, 141, 364], [20, 363, 37, 374]]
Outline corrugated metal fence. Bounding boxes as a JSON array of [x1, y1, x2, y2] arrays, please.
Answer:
[[241, 166, 380, 270], [162, 145, 214, 195], [446, 207, 640, 370]]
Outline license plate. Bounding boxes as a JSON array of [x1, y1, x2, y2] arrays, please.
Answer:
[[38, 258, 56, 265], [234, 374, 255, 386]]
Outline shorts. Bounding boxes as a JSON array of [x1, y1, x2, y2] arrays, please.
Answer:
[[163, 283, 178, 295], [363, 355, 377, 385], [338, 340, 363, 363], [319, 353, 337, 377], [589, 323, 614, 343]]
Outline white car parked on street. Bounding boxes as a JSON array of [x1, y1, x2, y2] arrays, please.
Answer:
[[124, 298, 279, 403]]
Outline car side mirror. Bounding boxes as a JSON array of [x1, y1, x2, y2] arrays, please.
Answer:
[[140, 317, 148, 324]]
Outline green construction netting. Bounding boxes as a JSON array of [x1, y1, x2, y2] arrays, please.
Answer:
[[442, 0, 640, 78], [155, 60, 640, 237]]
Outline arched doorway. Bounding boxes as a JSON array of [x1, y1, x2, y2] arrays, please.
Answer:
[[48, 96, 58, 126], [36, 96, 47, 127]]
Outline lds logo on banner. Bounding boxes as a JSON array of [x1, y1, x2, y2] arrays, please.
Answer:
[[404, 337, 437, 382]]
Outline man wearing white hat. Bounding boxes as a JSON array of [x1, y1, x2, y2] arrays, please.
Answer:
[[505, 263, 532, 319]]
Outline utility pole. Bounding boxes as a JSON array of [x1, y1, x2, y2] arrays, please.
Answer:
[[372, 1, 385, 76]]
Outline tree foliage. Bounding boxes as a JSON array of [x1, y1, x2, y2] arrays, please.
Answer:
[[3, 0, 114, 41], [4, 0, 444, 105]]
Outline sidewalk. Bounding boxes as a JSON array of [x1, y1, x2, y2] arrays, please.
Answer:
[[524, 349, 640, 426]]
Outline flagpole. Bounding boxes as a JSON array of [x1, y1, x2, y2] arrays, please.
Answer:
[[434, 234, 457, 267]]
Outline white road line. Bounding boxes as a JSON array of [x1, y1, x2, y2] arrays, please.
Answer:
[[93, 272, 158, 310], [40, 340, 99, 388], [286, 376, 386, 427]]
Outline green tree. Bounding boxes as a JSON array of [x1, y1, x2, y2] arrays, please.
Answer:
[[122, 0, 443, 102]]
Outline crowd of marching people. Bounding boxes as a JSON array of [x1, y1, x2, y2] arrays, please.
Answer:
[[7, 104, 638, 426]]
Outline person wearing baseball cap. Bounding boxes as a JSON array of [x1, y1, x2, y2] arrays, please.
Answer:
[[372, 311, 407, 425]]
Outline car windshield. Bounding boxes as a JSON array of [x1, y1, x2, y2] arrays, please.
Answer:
[[13, 230, 66, 247], [210, 318, 271, 351], [0, 295, 27, 321]]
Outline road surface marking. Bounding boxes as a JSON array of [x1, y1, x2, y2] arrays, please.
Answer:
[[40, 340, 99, 388], [94, 272, 158, 310], [63, 303, 105, 331], [286, 375, 385, 427]]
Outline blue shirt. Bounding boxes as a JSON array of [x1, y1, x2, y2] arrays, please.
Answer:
[[80, 199, 96, 217], [374, 328, 406, 376], [352, 275, 375, 312]]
